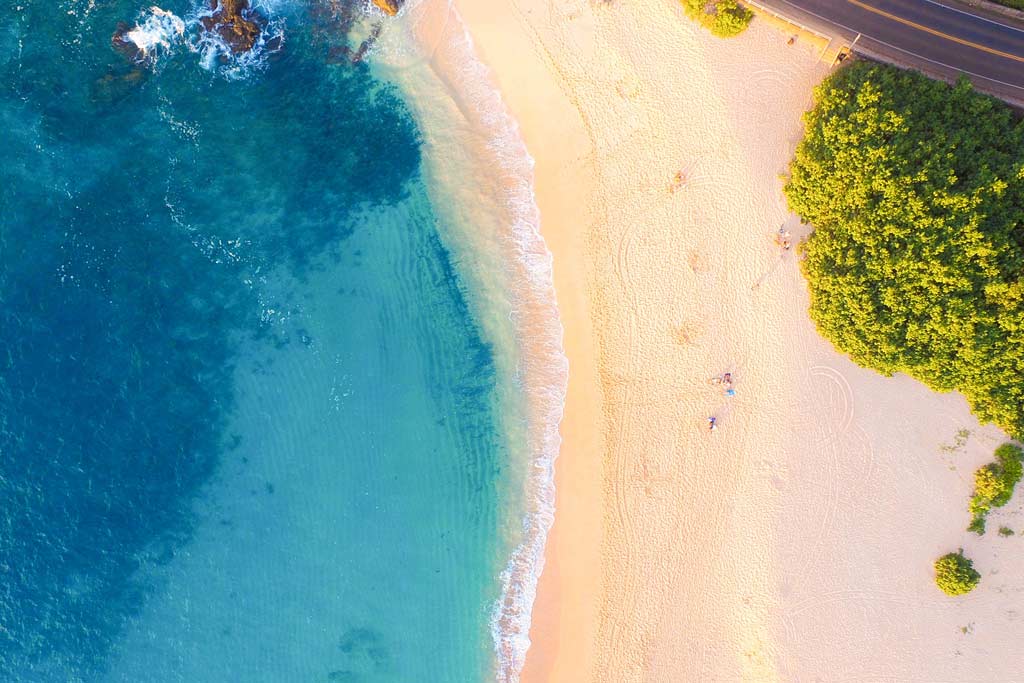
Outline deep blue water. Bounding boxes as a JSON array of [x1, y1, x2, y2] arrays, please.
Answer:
[[1, 2, 507, 680]]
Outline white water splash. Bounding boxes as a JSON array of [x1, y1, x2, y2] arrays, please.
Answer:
[[124, 7, 185, 60], [117, 2, 285, 78]]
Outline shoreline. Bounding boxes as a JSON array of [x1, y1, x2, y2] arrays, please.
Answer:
[[374, 3, 572, 678], [369, 0, 1024, 679], [437, 1, 606, 678], [445, 1, 1024, 681]]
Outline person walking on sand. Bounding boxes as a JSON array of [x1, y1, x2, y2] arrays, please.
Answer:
[[707, 416, 718, 431]]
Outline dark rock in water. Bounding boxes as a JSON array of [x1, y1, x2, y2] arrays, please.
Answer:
[[371, 0, 401, 16], [111, 21, 145, 63], [200, 0, 267, 54], [104, 23, 149, 99], [264, 34, 284, 55]]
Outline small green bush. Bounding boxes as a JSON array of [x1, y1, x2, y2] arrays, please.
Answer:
[[935, 551, 981, 596], [682, 0, 753, 37], [968, 444, 1023, 534], [998, 526, 1015, 537]]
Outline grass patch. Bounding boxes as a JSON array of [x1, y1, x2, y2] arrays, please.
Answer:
[[681, 0, 753, 37], [991, 0, 1024, 9], [940, 428, 971, 454], [935, 550, 981, 596]]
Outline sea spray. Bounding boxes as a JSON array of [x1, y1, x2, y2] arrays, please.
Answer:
[[116, 1, 284, 76], [124, 7, 186, 59], [372, 2, 570, 679]]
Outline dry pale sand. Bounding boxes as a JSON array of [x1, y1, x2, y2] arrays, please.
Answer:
[[444, 0, 1024, 680]]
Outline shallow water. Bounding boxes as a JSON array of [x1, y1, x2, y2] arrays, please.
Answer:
[[1, 1, 517, 679]]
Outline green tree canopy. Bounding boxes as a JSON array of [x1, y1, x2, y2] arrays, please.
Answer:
[[785, 63, 1024, 437]]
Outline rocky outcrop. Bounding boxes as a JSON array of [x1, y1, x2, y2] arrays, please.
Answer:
[[371, 0, 401, 16], [111, 22, 145, 63], [200, 0, 266, 54]]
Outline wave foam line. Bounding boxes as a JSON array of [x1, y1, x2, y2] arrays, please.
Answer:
[[409, 7, 570, 681]]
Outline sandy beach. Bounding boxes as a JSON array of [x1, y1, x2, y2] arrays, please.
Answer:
[[411, 0, 1024, 679]]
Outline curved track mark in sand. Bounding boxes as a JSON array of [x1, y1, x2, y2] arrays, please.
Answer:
[[809, 364, 855, 444]]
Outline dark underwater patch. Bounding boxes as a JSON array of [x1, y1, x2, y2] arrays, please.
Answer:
[[0, 5, 422, 677]]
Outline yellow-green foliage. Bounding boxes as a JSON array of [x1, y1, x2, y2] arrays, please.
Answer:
[[934, 551, 981, 596], [785, 63, 1024, 440], [969, 443, 1024, 533], [682, 0, 753, 37]]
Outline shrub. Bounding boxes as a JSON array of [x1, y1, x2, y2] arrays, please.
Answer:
[[682, 0, 753, 37], [993, 444, 1024, 505], [968, 444, 1023, 533], [934, 551, 981, 596], [998, 526, 1015, 537], [785, 62, 1024, 440]]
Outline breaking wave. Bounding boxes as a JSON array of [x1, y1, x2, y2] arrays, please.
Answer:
[[378, 3, 570, 679], [124, 7, 185, 60], [117, 1, 285, 78]]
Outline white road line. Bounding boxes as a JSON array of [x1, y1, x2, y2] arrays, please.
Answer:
[[857, 34, 1024, 90], [920, 0, 1024, 36]]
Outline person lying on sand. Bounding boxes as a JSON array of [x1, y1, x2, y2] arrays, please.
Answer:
[[669, 170, 685, 193], [774, 227, 792, 251]]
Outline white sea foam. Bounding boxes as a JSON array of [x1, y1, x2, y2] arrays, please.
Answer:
[[119, 2, 285, 78], [374, 3, 569, 679], [124, 7, 186, 59], [187, 13, 285, 80]]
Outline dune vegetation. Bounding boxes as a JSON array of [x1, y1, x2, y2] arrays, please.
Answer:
[[968, 443, 1023, 534], [681, 0, 753, 37], [785, 62, 1024, 440]]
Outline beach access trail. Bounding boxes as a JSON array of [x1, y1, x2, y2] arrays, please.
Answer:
[[445, 0, 1024, 679]]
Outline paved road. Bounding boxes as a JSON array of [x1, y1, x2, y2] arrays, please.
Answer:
[[753, 0, 1024, 101]]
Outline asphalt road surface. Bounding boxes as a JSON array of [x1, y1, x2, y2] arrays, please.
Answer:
[[753, 0, 1024, 100]]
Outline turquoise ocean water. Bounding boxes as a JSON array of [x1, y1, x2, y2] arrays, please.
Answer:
[[0, 1, 561, 680]]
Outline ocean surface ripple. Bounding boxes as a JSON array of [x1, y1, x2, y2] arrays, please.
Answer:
[[0, 0, 521, 679]]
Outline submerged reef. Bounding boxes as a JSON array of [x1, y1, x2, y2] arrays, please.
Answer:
[[311, 0, 399, 64]]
